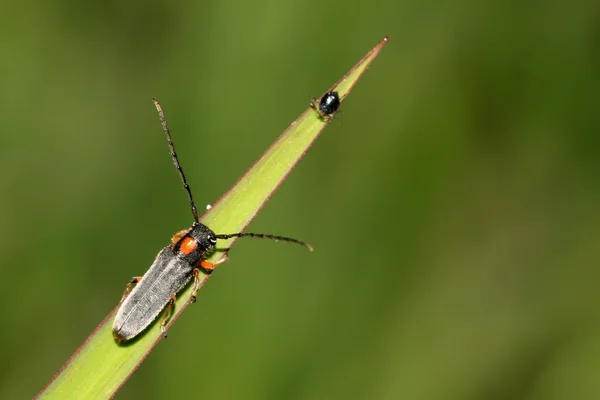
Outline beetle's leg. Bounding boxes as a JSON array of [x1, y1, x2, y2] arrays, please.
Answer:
[[171, 228, 191, 244], [160, 295, 177, 339], [120, 277, 142, 301], [189, 256, 229, 303], [189, 268, 201, 304], [198, 255, 228, 271], [326, 110, 341, 122]]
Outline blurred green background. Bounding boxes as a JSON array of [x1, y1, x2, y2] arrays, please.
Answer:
[[1, 0, 600, 399]]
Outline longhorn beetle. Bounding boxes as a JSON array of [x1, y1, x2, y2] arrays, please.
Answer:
[[112, 98, 312, 343]]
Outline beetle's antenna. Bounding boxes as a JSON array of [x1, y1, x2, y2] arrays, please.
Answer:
[[215, 232, 313, 251], [153, 98, 199, 223]]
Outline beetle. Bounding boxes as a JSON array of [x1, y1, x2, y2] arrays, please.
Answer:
[[310, 91, 340, 120], [112, 98, 312, 343]]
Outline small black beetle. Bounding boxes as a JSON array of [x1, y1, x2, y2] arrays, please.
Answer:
[[310, 91, 340, 120]]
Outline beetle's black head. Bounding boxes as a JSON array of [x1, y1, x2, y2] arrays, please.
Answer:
[[188, 222, 218, 252]]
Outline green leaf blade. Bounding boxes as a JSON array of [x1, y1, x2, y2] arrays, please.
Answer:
[[35, 36, 389, 400]]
